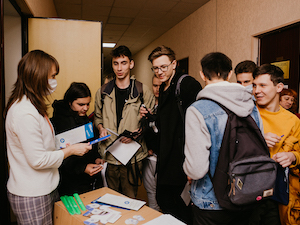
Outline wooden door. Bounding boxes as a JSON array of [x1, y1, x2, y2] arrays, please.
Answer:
[[28, 18, 102, 116], [259, 24, 300, 94]]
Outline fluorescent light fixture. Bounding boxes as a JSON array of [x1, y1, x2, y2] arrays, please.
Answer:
[[103, 43, 116, 48]]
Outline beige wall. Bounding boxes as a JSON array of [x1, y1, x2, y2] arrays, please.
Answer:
[[24, 0, 57, 17], [28, 18, 102, 117], [132, 0, 300, 88]]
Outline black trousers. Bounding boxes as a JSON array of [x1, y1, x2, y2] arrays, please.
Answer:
[[192, 199, 280, 225], [192, 204, 252, 225], [156, 184, 193, 225]]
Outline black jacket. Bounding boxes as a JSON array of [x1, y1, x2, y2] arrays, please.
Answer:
[[156, 71, 202, 186], [51, 100, 103, 196]]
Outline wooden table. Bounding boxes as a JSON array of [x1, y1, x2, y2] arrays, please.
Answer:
[[54, 187, 162, 225]]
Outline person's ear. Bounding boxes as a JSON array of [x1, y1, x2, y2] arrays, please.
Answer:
[[130, 60, 134, 69], [276, 82, 284, 93], [199, 71, 206, 82], [172, 60, 177, 70], [227, 70, 233, 81]]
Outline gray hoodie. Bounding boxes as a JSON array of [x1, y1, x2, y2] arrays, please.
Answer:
[[183, 81, 263, 180]]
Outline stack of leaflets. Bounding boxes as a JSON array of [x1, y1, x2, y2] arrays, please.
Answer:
[[83, 204, 121, 225], [96, 193, 146, 211]]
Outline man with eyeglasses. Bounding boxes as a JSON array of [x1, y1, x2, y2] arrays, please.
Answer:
[[141, 45, 202, 224]]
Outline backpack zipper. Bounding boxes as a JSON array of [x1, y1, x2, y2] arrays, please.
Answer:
[[232, 167, 275, 177]]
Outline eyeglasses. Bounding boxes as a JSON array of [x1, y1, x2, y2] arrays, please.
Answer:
[[151, 61, 173, 73]]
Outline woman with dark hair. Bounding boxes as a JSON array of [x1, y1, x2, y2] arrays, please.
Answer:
[[280, 88, 300, 118], [5, 50, 91, 225], [51, 82, 103, 196]]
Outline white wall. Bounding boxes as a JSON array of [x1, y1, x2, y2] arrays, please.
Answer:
[[4, 1, 22, 105]]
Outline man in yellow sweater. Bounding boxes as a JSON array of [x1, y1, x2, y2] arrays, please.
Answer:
[[253, 64, 300, 225]]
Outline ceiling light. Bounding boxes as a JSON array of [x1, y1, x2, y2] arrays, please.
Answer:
[[103, 43, 116, 48]]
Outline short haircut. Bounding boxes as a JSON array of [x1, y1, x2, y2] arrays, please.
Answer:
[[253, 64, 284, 85], [200, 52, 232, 80], [234, 60, 257, 75], [148, 45, 176, 63], [111, 45, 132, 61], [64, 82, 91, 104]]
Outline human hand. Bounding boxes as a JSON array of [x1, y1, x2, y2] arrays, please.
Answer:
[[72, 143, 92, 156], [63, 143, 92, 158], [99, 128, 108, 138], [120, 136, 132, 144], [264, 132, 281, 148], [148, 149, 154, 156], [272, 152, 296, 168], [139, 106, 152, 118], [84, 163, 103, 176]]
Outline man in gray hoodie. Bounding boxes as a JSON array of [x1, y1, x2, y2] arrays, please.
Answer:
[[183, 52, 263, 225]]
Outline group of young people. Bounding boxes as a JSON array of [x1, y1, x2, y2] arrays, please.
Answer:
[[4, 45, 300, 225]]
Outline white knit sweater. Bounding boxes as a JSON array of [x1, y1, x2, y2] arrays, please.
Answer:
[[6, 96, 64, 197]]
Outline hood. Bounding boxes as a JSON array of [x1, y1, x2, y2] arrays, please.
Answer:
[[197, 81, 254, 117], [52, 99, 73, 117]]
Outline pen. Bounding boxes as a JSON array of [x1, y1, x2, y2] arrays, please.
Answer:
[[280, 135, 284, 138], [106, 128, 119, 137], [89, 134, 111, 145]]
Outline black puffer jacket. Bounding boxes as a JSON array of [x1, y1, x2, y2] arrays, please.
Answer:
[[51, 100, 103, 196]]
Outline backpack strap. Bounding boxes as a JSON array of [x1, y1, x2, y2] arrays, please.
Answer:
[[135, 80, 144, 105], [100, 80, 114, 105], [175, 74, 189, 120]]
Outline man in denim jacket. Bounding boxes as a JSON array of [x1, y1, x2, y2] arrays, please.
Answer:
[[183, 52, 262, 225]]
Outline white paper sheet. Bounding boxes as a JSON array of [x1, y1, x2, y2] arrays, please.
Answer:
[[96, 193, 146, 211], [142, 214, 186, 225], [105, 137, 141, 165]]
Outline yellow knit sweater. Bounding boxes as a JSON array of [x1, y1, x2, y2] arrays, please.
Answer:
[[258, 105, 300, 225], [258, 105, 300, 163]]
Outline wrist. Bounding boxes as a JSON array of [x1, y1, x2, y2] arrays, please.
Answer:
[[62, 145, 74, 159], [98, 124, 104, 132]]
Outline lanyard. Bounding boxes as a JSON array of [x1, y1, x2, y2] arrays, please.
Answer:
[[45, 115, 54, 134]]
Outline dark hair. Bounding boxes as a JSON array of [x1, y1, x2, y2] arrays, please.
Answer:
[[280, 88, 298, 113], [148, 45, 176, 63], [253, 64, 284, 85], [234, 60, 257, 75], [200, 52, 232, 80], [64, 82, 91, 104], [5, 50, 59, 117], [111, 45, 132, 61]]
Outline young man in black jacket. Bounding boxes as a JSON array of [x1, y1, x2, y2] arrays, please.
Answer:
[[141, 46, 202, 224]]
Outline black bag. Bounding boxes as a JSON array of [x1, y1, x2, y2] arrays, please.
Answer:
[[271, 165, 289, 205], [204, 98, 277, 210]]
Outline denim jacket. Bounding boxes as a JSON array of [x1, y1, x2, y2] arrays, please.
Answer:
[[190, 99, 261, 210]]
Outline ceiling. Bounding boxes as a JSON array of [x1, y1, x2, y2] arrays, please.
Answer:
[[53, 0, 209, 75]]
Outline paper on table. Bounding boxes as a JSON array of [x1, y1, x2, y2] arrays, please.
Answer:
[[142, 214, 187, 225], [105, 137, 141, 165], [96, 193, 146, 211]]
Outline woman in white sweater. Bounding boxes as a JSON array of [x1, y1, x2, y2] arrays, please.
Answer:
[[5, 50, 92, 225]]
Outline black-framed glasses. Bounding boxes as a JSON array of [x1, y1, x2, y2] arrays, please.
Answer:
[[151, 61, 173, 73]]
